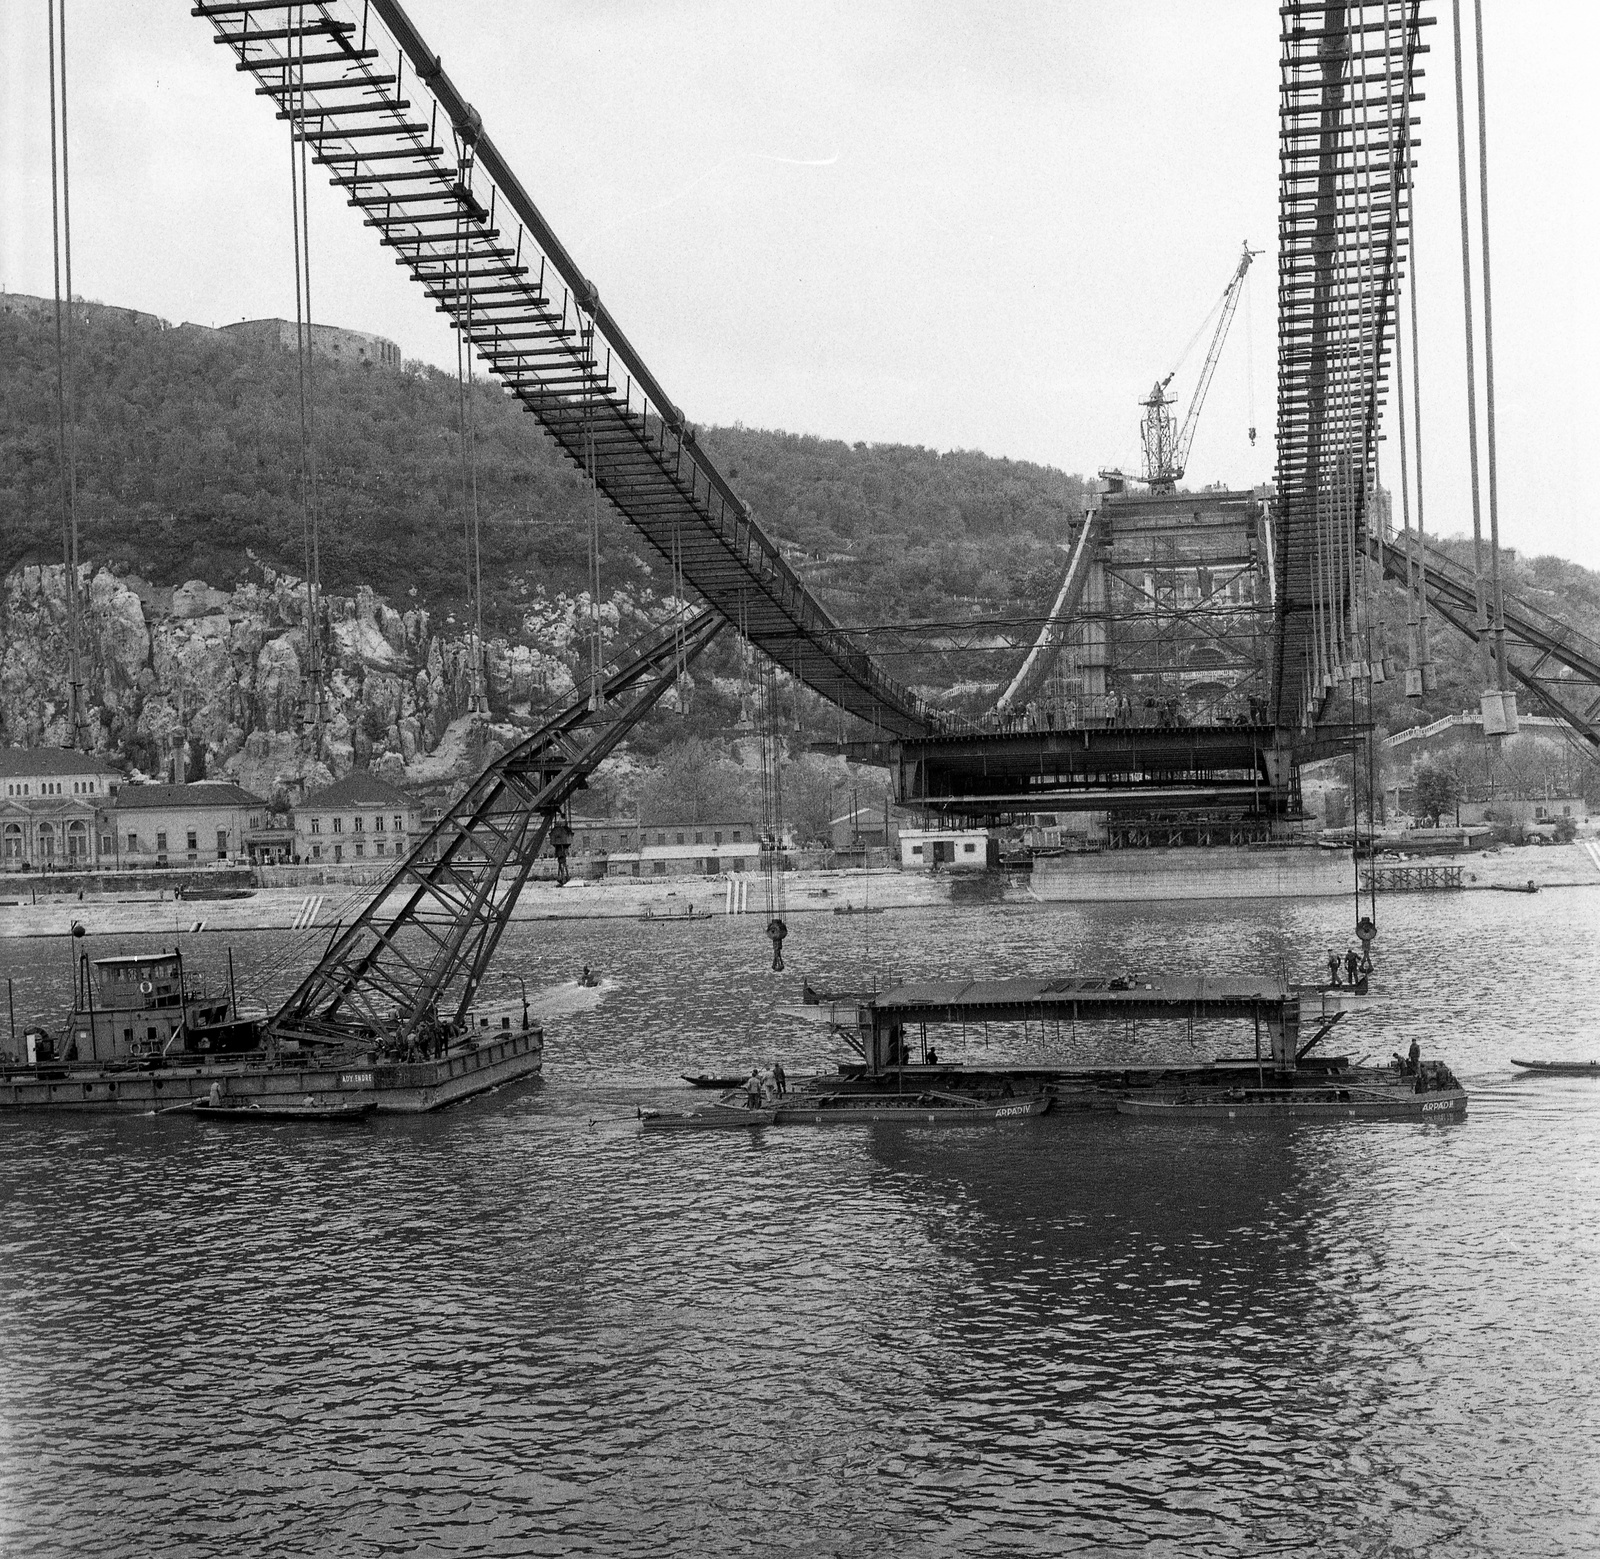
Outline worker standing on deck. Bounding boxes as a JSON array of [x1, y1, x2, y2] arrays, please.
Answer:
[[1327, 948, 1341, 986], [771, 1058, 787, 1096], [745, 1068, 763, 1110], [1345, 945, 1361, 986], [1408, 1037, 1422, 1076]]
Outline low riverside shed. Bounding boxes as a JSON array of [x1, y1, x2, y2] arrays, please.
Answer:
[[898, 827, 997, 871]]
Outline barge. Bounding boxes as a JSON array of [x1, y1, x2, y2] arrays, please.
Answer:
[[2, 947, 543, 1115], [783, 970, 1466, 1122], [775, 1089, 1050, 1125], [1117, 1065, 1467, 1121]]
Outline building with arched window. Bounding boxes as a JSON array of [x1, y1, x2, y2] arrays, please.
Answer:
[[0, 748, 121, 871]]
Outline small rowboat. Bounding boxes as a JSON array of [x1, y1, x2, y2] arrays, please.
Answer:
[[775, 1090, 1050, 1126], [681, 1073, 748, 1089], [191, 1099, 376, 1122], [639, 1105, 775, 1131], [1511, 1057, 1600, 1075]]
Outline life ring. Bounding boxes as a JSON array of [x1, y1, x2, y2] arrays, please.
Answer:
[[139, 980, 153, 995]]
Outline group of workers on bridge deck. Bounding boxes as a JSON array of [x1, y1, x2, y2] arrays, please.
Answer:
[[979, 692, 1270, 736]]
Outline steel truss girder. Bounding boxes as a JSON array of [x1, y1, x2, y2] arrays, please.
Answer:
[[267, 610, 724, 1049], [1370, 535, 1600, 751]]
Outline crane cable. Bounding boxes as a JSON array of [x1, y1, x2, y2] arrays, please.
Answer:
[[759, 656, 788, 972], [1244, 262, 1257, 447], [584, 308, 603, 712], [47, 0, 85, 750], [671, 513, 688, 712]]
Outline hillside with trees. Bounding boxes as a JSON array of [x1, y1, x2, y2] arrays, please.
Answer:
[[0, 301, 1084, 655], [5, 297, 1600, 819]]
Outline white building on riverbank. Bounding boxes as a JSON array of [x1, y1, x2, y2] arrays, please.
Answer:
[[114, 781, 266, 869], [1, 748, 122, 870], [568, 817, 762, 878], [293, 771, 422, 865]]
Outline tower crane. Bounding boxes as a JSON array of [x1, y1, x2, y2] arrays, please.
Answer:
[[1140, 242, 1259, 492]]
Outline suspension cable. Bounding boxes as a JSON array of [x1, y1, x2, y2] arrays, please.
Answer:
[[1385, 1, 1420, 694], [48, 0, 84, 749], [1404, 4, 1433, 691], [1472, 0, 1510, 706], [1450, 0, 1492, 674], [454, 130, 486, 719], [288, 15, 323, 752], [584, 310, 603, 712]]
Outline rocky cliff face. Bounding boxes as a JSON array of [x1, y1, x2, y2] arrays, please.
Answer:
[[0, 561, 663, 803]]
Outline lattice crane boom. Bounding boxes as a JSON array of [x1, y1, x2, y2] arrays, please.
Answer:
[[268, 610, 723, 1051], [1141, 243, 1258, 492]]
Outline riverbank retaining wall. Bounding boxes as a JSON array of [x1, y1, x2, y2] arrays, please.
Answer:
[[1033, 847, 1353, 902], [0, 867, 255, 901]]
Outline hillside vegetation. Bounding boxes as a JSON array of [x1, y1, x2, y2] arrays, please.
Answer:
[[4, 299, 1600, 775], [0, 303, 1083, 652]]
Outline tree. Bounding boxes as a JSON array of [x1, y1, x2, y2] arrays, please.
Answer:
[[1412, 760, 1462, 826], [633, 737, 756, 825]]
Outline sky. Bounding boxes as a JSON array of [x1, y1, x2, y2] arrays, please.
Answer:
[[2, 2, 1596, 566]]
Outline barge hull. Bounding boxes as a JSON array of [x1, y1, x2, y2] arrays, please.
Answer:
[[1118, 1088, 1468, 1121], [774, 1096, 1050, 1125], [0, 1030, 542, 1115]]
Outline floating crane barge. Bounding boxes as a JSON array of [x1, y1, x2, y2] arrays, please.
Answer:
[[810, 973, 1466, 1121]]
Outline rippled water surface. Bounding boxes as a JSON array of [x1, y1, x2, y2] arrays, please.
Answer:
[[4, 888, 1600, 1556]]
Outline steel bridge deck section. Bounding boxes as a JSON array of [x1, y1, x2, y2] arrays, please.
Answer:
[[861, 724, 1295, 821]]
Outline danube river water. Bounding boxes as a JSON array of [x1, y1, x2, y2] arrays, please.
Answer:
[[3, 884, 1599, 1556]]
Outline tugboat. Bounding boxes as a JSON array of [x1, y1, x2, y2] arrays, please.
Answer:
[[55, 948, 253, 1064]]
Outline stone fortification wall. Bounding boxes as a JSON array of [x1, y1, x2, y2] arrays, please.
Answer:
[[1, 295, 400, 369], [218, 318, 402, 368], [0, 292, 166, 332]]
